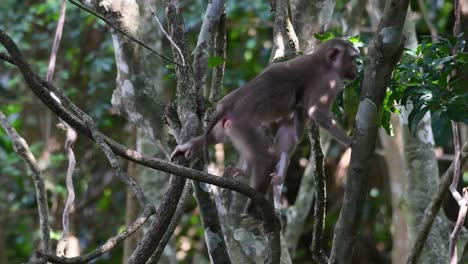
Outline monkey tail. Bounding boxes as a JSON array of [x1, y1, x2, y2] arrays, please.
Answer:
[[203, 109, 225, 163]]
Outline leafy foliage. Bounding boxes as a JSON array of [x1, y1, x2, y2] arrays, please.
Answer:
[[385, 35, 468, 138]]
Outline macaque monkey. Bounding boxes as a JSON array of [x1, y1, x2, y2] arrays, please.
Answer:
[[171, 38, 359, 211]]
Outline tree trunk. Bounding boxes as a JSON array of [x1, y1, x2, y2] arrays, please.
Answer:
[[400, 106, 452, 263], [330, 0, 409, 262], [88, 0, 177, 262]]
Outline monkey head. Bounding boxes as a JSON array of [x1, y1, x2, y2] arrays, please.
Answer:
[[318, 39, 360, 80]]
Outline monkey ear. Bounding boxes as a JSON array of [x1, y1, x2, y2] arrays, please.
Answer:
[[327, 47, 342, 64]]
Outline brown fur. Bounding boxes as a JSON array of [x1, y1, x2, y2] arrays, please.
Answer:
[[171, 38, 359, 211]]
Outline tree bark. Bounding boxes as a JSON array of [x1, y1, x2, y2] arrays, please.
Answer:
[[330, 0, 409, 262], [400, 106, 451, 263]]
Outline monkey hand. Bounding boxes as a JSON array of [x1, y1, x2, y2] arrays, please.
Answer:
[[170, 142, 194, 161], [270, 172, 284, 186]]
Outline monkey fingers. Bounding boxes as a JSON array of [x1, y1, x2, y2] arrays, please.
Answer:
[[223, 165, 246, 177], [270, 172, 283, 186], [170, 142, 194, 161]]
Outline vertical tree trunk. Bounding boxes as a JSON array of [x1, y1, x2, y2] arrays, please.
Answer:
[[400, 106, 451, 263], [88, 0, 176, 262], [330, 0, 409, 262]]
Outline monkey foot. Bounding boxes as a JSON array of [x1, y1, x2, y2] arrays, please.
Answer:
[[223, 165, 245, 177]]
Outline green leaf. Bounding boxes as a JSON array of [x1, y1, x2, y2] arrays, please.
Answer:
[[432, 110, 452, 145], [408, 106, 430, 133], [446, 104, 468, 123]]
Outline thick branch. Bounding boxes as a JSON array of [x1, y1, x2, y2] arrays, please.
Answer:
[[209, 11, 226, 103], [330, 0, 409, 262], [148, 181, 192, 263]]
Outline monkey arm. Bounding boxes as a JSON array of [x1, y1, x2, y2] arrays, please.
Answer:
[[170, 122, 227, 161], [308, 107, 352, 148]]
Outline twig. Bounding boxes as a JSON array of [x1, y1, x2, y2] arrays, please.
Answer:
[[449, 123, 463, 264], [146, 0, 185, 66], [450, 188, 468, 264], [406, 142, 468, 264], [46, 0, 67, 82], [0, 111, 51, 253], [449, 2, 464, 262], [43, 0, 79, 256], [56, 122, 77, 256], [37, 206, 154, 264], [67, 0, 183, 67]]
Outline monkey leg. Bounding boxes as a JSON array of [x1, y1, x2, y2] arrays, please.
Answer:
[[171, 121, 227, 161], [225, 120, 277, 215], [271, 111, 304, 208]]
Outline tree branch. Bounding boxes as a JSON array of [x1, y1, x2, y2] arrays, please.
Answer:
[[407, 142, 468, 264], [330, 0, 409, 262], [37, 206, 154, 264], [0, 29, 274, 211], [0, 28, 279, 262], [308, 122, 327, 263], [147, 181, 193, 263], [0, 111, 51, 254], [67, 0, 183, 66]]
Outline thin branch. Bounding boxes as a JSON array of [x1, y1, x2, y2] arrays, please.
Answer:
[[308, 122, 328, 263], [0, 111, 51, 253], [0, 27, 278, 241], [450, 188, 468, 264], [37, 206, 154, 264], [406, 142, 468, 264], [39, 111, 156, 263], [46, 0, 67, 82], [67, 0, 183, 67], [193, 0, 227, 97], [128, 174, 186, 263], [190, 1, 232, 263], [450, 101, 464, 253], [417, 0, 438, 41], [146, 0, 185, 66], [148, 181, 192, 263], [43, 0, 79, 256], [56, 122, 77, 256], [449, 2, 464, 262]]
